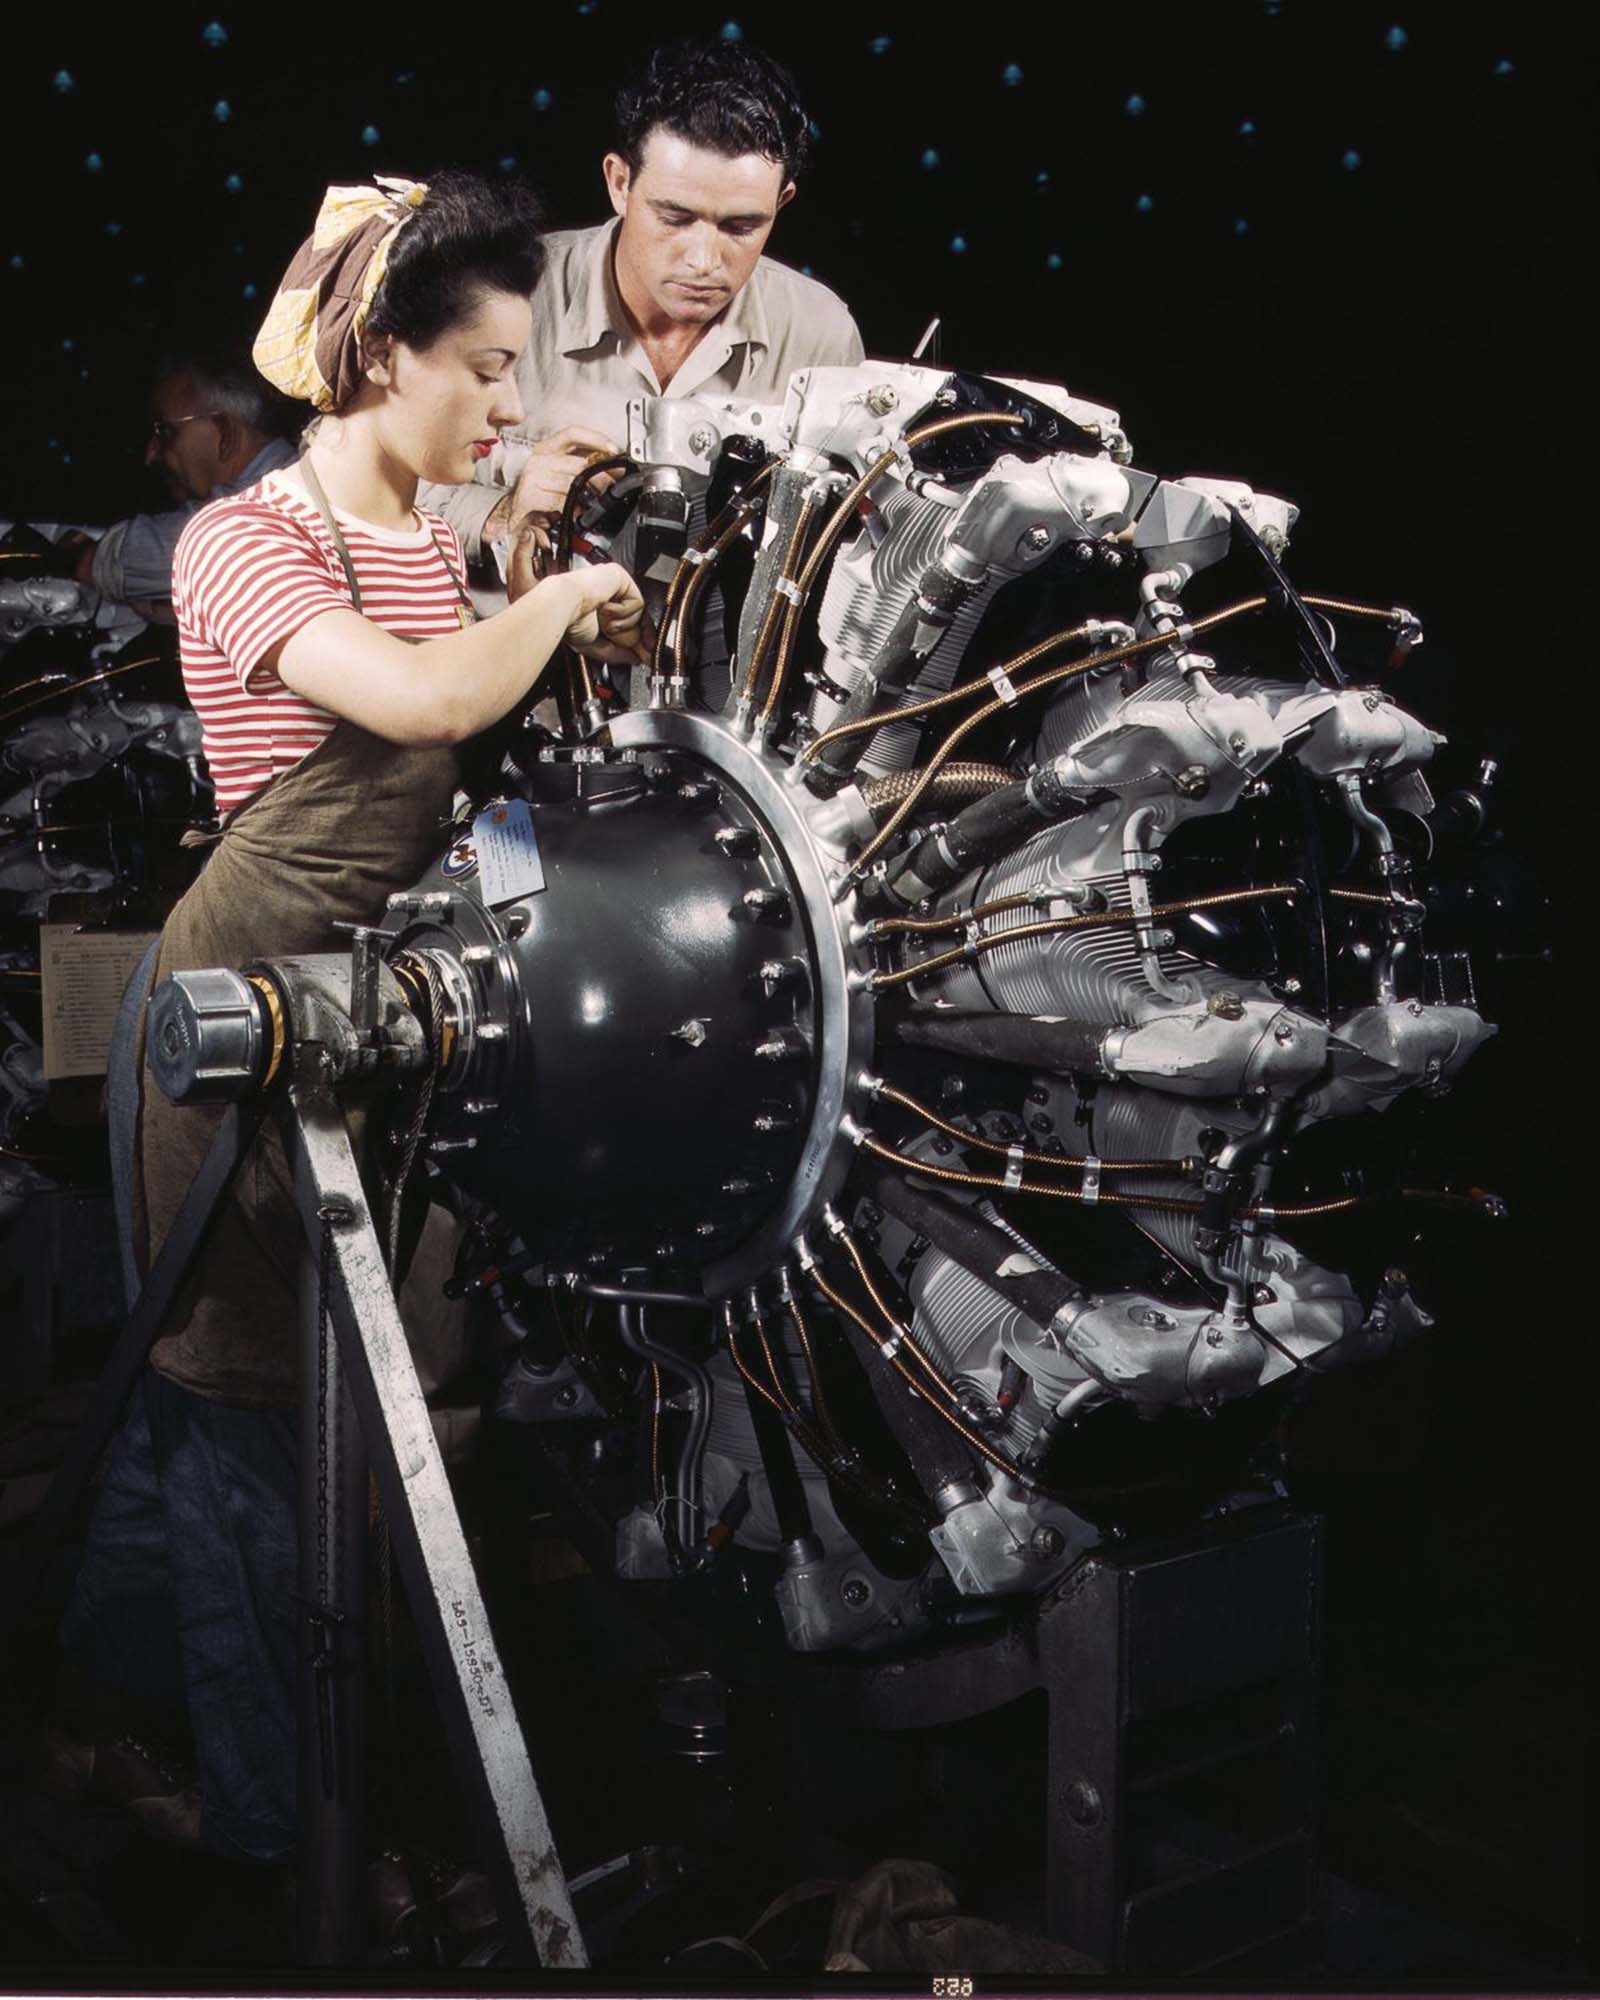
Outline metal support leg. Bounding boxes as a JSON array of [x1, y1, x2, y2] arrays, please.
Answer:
[[297, 1211, 369, 1966], [8, 1103, 262, 1632], [1040, 1509, 1321, 1977], [282, 1078, 586, 1970]]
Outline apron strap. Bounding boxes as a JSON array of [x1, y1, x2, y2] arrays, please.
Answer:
[[298, 453, 366, 614], [300, 453, 476, 624]]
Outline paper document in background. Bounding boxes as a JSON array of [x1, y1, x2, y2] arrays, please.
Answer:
[[40, 926, 159, 1079]]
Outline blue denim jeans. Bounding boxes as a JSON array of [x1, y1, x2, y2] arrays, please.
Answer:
[[61, 1367, 298, 1863]]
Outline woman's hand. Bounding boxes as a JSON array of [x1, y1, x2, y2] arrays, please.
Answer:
[[559, 562, 652, 665]]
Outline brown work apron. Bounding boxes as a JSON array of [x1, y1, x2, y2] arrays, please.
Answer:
[[135, 469, 474, 1407]]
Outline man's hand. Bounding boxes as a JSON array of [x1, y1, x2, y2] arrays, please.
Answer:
[[483, 426, 623, 544]]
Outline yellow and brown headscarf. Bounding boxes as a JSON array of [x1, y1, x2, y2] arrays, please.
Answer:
[[252, 176, 428, 414]]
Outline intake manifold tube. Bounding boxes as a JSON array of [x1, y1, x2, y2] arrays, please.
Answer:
[[863, 763, 1109, 912]]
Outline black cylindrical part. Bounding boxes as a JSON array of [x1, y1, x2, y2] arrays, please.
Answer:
[[895, 1010, 1109, 1074], [856, 1159, 1081, 1340], [738, 1365, 813, 1545], [816, 1278, 976, 1503]]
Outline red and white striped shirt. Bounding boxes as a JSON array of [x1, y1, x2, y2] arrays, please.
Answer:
[[173, 470, 471, 816]]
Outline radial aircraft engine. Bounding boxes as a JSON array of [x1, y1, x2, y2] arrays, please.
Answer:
[[152, 362, 1500, 1655]]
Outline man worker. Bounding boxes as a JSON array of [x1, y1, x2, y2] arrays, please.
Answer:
[[70, 350, 301, 623], [421, 36, 863, 606]]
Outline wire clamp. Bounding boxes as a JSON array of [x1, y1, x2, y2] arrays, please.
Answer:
[[1082, 1155, 1103, 1204], [1003, 1145, 1025, 1190], [987, 663, 1021, 705]]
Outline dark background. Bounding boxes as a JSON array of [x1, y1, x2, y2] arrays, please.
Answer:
[[2, 0, 1589, 1970]]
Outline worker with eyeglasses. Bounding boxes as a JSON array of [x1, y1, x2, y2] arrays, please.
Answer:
[[65, 348, 302, 622]]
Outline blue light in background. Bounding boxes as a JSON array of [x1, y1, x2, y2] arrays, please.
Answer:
[[53, 70, 75, 93], [720, 20, 743, 39], [361, 125, 381, 147], [202, 21, 228, 47], [1135, 192, 1154, 213], [1002, 63, 1024, 86], [1239, 118, 1257, 136], [870, 34, 892, 54], [920, 148, 940, 169], [213, 100, 231, 123], [1341, 148, 1363, 170], [1384, 25, 1408, 50], [1494, 57, 1515, 75], [950, 235, 968, 254], [85, 153, 104, 173], [1046, 251, 1063, 271], [225, 172, 244, 193], [531, 88, 553, 110], [1125, 93, 1147, 116]]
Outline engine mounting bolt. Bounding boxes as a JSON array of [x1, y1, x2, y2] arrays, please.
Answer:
[[932, 1136, 954, 1156], [671, 1018, 709, 1047], [677, 779, 719, 805], [1251, 1285, 1277, 1305], [714, 825, 760, 856], [1281, 976, 1302, 995], [1174, 763, 1211, 798], [1273, 1022, 1296, 1044], [1065, 1780, 1103, 1827], [1206, 1327, 1225, 1347], [475, 1023, 507, 1042], [1028, 1084, 1051, 1105], [1071, 541, 1095, 564], [1029, 1113, 1053, 1133], [865, 384, 899, 416], [841, 1575, 872, 1607], [754, 1029, 808, 1062], [555, 1384, 579, 1409], [696, 1222, 718, 1237], [1407, 999, 1426, 1016], [742, 887, 792, 922], [1207, 991, 1247, 1020], [1022, 524, 1053, 551], [722, 1177, 754, 1197], [753, 1112, 795, 1133], [687, 425, 717, 457], [1029, 1525, 1066, 1560]]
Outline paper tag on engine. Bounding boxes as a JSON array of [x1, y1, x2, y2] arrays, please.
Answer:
[[472, 798, 545, 905]]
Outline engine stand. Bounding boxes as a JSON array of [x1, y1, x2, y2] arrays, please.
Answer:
[[823, 1505, 1321, 1976], [16, 1071, 586, 1971]]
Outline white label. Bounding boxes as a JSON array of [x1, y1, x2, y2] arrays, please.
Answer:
[[472, 798, 546, 906], [40, 925, 160, 1079]]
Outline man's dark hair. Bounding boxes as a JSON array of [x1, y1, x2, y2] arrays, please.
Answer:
[[365, 169, 545, 358], [158, 346, 303, 441], [615, 39, 813, 184]]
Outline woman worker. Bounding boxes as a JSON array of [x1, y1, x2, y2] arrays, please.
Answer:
[[59, 170, 644, 1868]]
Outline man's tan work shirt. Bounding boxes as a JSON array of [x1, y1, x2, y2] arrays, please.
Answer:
[[420, 220, 864, 564]]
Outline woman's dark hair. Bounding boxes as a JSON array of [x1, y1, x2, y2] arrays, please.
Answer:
[[365, 169, 544, 355], [615, 39, 812, 184]]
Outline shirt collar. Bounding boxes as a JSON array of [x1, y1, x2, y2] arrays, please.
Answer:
[[566, 219, 770, 357]]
